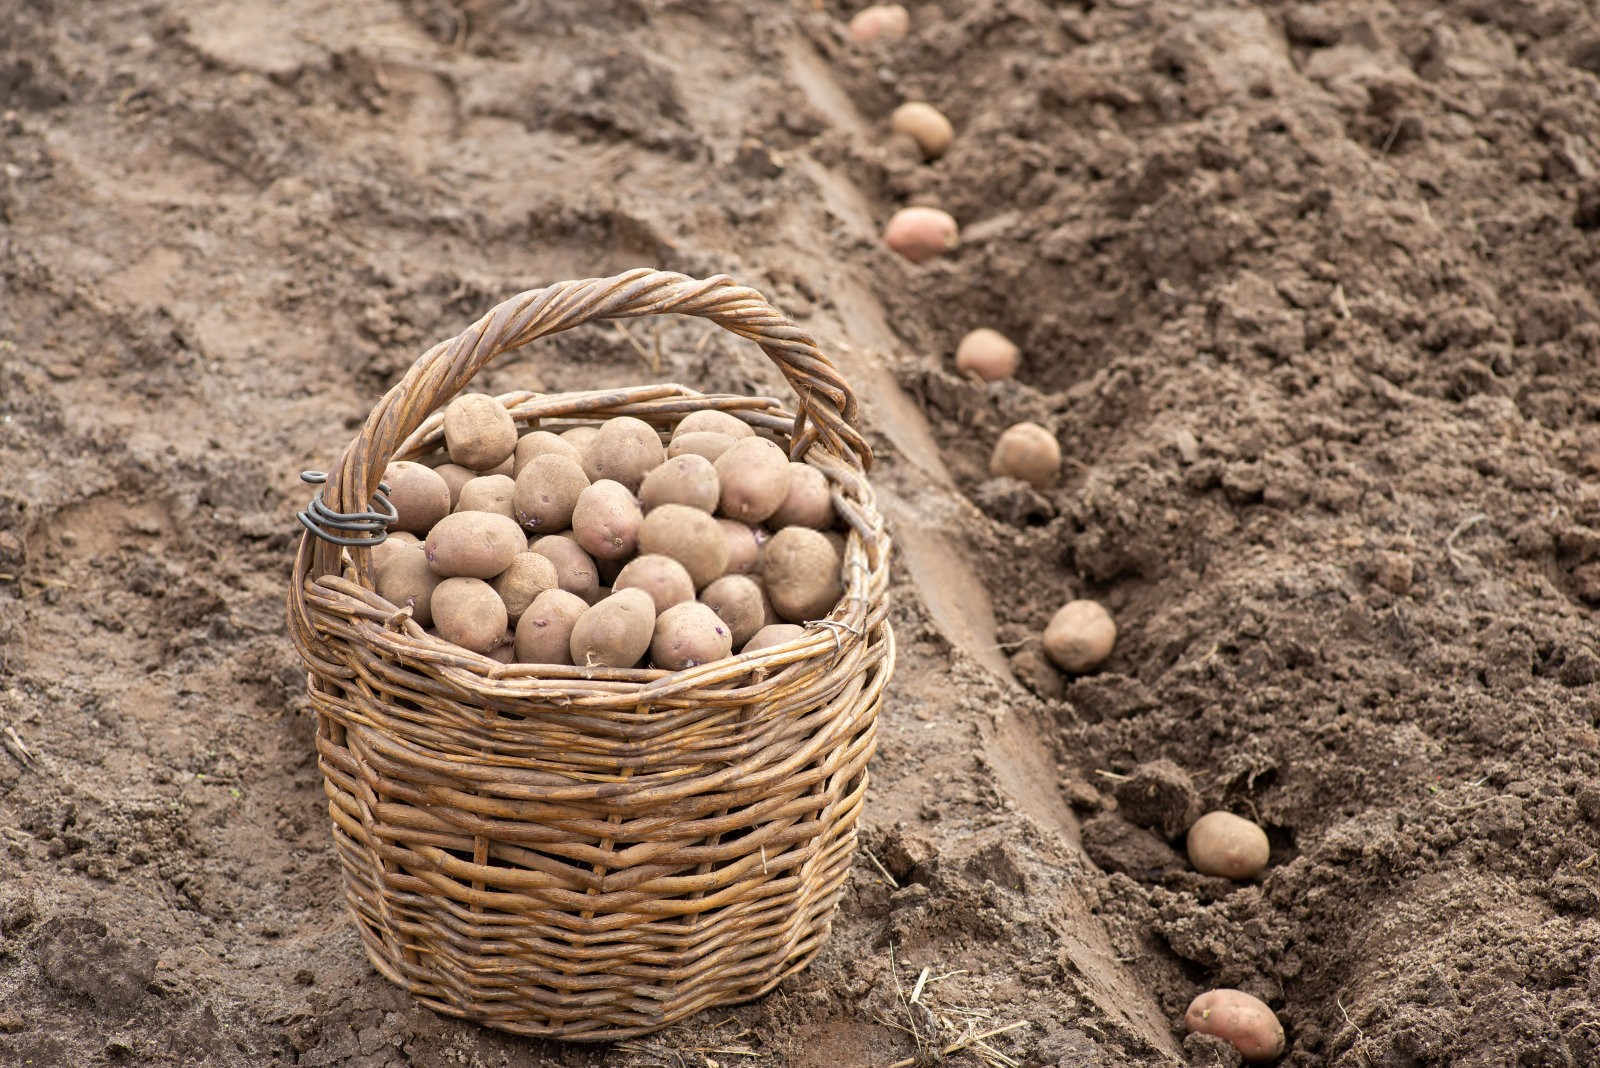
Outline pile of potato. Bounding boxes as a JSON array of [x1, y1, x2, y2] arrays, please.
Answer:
[[368, 394, 847, 671]]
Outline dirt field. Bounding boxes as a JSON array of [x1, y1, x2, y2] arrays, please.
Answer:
[[4, 0, 1600, 1064]]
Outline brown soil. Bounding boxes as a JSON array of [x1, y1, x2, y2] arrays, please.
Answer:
[[3, 0, 1599, 1065]]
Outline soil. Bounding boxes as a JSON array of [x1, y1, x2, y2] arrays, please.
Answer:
[[3, 0, 1599, 1065]]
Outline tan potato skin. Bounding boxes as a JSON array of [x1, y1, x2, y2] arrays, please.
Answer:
[[650, 601, 733, 670], [955, 328, 1020, 381], [513, 588, 588, 665], [891, 102, 953, 159], [375, 547, 441, 627], [569, 588, 656, 669], [528, 535, 601, 604], [742, 623, 807, 653], [491, 552, 559, 621], [639, 454, 720, 514], [989, 422, 1061, 490], [1184, 989, 1285, 1063], [762, 527, 843, 622], [456, 474, 516, 519], [571, 479, 643, 561], [714, 437, 792, 524], [613, 554, 696, 614], [672, 410, 755, 440], [637, 504, 730, 589], [513, 430, 581, 476], [423, 511, 525, 579], [431, 576, 508, 655], [767, 463, 835, 530], [1042, 599, 1116, 673], [668, 431, 738, 463], [384, 461, 452, 534], [586, 417, 666, 493], [1186, 812, 1272, 880], [443, 393, 518, 471], [513, 453, 589, 534], [719, 519, 762, 574], [699, 574, 766, 648], [433, 463, 475, 510], [883, 207, 959, 264]]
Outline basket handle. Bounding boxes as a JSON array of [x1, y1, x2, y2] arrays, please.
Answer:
[[307, 268, 868, 581]]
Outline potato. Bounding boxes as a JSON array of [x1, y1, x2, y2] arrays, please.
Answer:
[[672, 409, 755, 440], [1042, 599, 1115, 673], [990, 422, 1061, 490], [768, 463, 835, 530], [715, 437, 792, 524], [956, 328, 1020, 382], [570, 588, 656, 669], [571, 479, 643, 561], [388, 530, 420, 545], [638, 504, 730, 589], [485, 454, 515, 478], [699, 574, 766, 648], [491, 551, 559, 621], [513, 453, 590, 534], [424, 511, 525, 579], [375, 547, 441, 627], [443, 393, 517, 471], [848, 3, 908, 44], [384, 461, 451, 534], [613, 554, 696, 613], [651, 602, 733, 670], [486, 637, 516, 664], [528, 535, 601, 603], [370, 531, 416, 573], [560, 425, 600, 475], [586, 416, 666, 493], [513, 588, 588, 665], [639, 454, 720, 513], [433, 463, 476, 510], [884, 207, 958, 264], [513, 430, 582, 476], [668, 431, 738, 463], [1184, 989, 1285, 1063], [762, 527, 843, 622], [456, 474, 516, 519], [891, 102, 953, 160], [719, 519, 762, 574], [743, 623, 806, 653], [1186, 812, 1271, 880], [431, 577, 508, 655]]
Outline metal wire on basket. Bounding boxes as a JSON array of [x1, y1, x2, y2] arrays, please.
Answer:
[[296, 470, 396, 547]]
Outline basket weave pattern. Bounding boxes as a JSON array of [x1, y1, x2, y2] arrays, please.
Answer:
[[287, 270, 894, 1040]]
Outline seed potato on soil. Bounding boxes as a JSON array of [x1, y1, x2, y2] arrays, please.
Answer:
[[383, 460, 451, 534], [955, 328, 1020, 381], [1043, 599, 1117, 673], [1185, 990, 1285, 1063], [883, 206, 959, 263], [442, 393, 517, 471], [890, 102, 953, 160], [423, 510, 525, 579], [989, 421, 1061, 489], [847, 3, 908, 45], [569, 587, 655, 669], [1186, 811, 1272, 880]]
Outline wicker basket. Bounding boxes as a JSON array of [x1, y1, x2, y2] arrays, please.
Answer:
[[286, 269, 893, 1041]]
